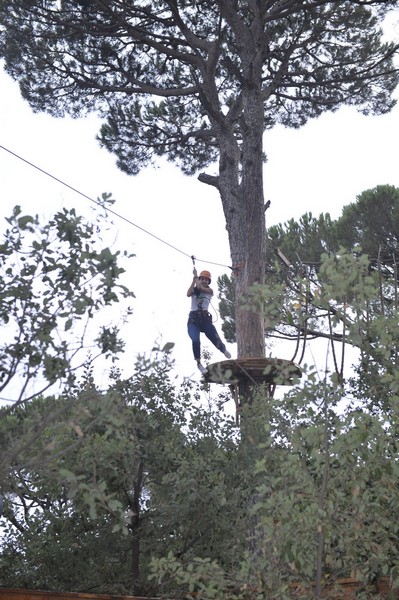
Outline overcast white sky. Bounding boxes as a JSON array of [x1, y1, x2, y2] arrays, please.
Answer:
[[1, 42, 399, 400]]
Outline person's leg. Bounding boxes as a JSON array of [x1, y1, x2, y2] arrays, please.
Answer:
[[187, 321, 201, 360], [203, 319, 231, 357], [188, 315, 208, 374]]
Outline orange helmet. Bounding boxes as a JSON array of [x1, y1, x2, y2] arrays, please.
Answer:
[[199, 270, 211, 282]]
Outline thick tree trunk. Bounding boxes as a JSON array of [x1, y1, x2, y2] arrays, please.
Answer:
[[198, 5, 267, 372], [218, 90, 266, 361], [235, 97, 266, 360]]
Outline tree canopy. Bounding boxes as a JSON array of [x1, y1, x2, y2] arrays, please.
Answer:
[[0, 200, 133, 406], [0, 352, 244, 595], [0, 200, 137, 538], [1, 1, 398, 362]]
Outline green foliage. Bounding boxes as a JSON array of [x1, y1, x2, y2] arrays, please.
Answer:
[[251, 379, 399, 592], [0, 202, 134, 401], [149, 375, 399, 599], [151, 553, 245, 600], [0, 2, 397, 175], [267, 212, 338, 270], [0, 349, 248, 595], [336, 185, 399, 264]]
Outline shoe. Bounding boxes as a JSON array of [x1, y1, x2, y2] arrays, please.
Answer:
[[224, 350, 232, 359], [197, 362, 207, 375]]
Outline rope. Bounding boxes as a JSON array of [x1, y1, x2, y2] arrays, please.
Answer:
[[0, 144, 232, 271]]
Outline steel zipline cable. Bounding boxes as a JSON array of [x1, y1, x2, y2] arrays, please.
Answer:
[[0, 144, 232, 271], [4, 145, 399, 269]]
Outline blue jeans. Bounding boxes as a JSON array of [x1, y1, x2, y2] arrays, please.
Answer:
[[187, 310, 226, 360]]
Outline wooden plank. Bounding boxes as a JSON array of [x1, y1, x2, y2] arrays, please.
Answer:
[[0, 589, 153, 600], [2, 581, 398, 600]]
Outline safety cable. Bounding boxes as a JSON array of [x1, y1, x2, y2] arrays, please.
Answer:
[[0, 144, 232, 271], [6, 144, 394, 270]]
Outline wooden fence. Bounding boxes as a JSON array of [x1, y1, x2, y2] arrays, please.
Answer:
[[2, 580, 399, 600], [0, 590, 154, 600]]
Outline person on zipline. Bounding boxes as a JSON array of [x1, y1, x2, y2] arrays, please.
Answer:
[[187, 267, 231, 375]]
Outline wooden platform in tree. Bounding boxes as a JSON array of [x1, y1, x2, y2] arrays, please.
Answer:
[[203, 357, 301, 386]]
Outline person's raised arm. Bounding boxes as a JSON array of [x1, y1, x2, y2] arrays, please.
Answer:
[[187, 267, 198, 296]]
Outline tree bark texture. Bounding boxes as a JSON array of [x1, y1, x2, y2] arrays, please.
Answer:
[[208, 7, 267, 360]]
